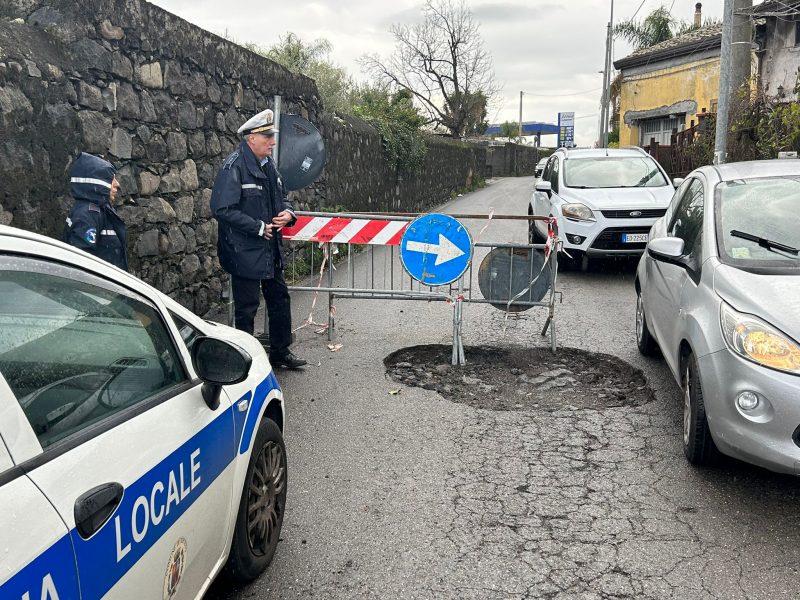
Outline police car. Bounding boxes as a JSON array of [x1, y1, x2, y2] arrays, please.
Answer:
[[0, 224, 287, 599]]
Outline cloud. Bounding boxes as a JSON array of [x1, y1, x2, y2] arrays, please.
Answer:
[[471, 2, 564, 22]]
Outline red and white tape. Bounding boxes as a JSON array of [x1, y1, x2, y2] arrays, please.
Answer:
[[283, 216, 408, 245]]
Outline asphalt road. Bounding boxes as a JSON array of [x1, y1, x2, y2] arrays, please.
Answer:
[[207, 177, 800, 600]]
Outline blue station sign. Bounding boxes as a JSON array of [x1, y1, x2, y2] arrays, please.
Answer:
[[400, 214, 473, 286]]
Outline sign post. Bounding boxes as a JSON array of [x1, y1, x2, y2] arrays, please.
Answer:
[[400, 214, 472, 366]]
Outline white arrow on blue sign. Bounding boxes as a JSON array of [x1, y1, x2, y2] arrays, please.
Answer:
[[400, 214, 473, 286]]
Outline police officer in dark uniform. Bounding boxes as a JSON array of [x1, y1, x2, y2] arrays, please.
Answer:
[[211, 108, 307, 369], [63, 152, 128, 271]]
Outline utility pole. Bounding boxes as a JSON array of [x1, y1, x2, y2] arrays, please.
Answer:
[[715, 0, 751, 164], [732, 0, 752, 90], [599, 0, 614, 148], [518, 91, 523, 143]]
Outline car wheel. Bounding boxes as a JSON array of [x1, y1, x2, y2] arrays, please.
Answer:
[[557, 250, 580, 271], [528, 213, 546, 244], [682, 352, 719, 466], [635, 290, 659, 356], [225, 418, 287, 582]]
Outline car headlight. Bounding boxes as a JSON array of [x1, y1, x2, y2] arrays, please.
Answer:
[[561, 203, 595, 222], [720, 303, 800, 374]]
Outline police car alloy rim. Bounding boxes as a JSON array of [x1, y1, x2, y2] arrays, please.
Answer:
[[247, 440, 286, 556]]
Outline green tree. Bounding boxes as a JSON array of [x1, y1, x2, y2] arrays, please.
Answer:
[[614, 6, 721, 51], [361, 0, 499, 138], [613, 6, 675, 50], [498, 121, 519, 140], [352, 85, 428, 173], [256, 33, 356, 114]]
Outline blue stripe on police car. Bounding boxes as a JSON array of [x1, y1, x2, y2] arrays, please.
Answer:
[[0, 373, 279, 599]]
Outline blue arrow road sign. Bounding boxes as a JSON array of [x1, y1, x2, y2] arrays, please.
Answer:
[[400, 214, 473, 286]]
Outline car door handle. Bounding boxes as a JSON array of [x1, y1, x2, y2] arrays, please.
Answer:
[[74, 482, 124, 539]]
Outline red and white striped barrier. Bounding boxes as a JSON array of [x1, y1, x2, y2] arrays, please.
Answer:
[[283, 215, 408, 245]]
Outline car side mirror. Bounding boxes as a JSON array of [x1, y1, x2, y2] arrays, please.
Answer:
[[647, 237, 685, 261], [672, 177, 684, 188], [535, 180, 552, 197], [192, 336, 252, 410]]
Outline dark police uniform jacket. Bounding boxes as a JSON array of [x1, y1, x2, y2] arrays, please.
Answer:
[[211, 141, 296, 280], [63, 153, 128, 271]]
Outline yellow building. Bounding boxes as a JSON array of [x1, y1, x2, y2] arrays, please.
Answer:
[[613, 24, 722, 147]]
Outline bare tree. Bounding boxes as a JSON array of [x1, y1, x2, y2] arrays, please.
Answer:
[[361, 0, 498, 138]]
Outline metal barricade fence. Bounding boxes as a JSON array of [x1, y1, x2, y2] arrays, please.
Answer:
[[228, 211, 561, 365]]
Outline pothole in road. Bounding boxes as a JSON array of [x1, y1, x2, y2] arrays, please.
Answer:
[[384, 345, 654, 411]]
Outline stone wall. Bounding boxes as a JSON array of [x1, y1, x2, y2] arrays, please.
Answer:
[[484, 143, 540, 178], [0, 0, 321, 315], [310, 113, 486, 213], [0, 0, 522, 317]]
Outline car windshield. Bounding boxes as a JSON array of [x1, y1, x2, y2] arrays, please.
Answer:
[[563, 157, 668, 188], [716, 176, 800, 268]]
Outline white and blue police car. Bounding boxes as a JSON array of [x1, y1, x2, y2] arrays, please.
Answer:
[[0, 224, 287, 599]]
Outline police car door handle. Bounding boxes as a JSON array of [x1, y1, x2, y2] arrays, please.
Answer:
[[74, 482, 124, 539]]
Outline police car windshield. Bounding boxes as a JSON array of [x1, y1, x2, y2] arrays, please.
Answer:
[[564, 157, 668, 189]]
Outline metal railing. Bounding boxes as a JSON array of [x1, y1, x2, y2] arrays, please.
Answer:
[[276, 211, 562, 365]]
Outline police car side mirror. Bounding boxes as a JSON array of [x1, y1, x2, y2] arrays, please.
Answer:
[[192, 337, 252, 410]]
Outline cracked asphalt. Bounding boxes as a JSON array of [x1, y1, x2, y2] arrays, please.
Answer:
[[206, 177, 800, 600]]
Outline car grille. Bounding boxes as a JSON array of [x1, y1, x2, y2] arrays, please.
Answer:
[[591, 226, 651, 250], [600, 209, 667, 219]]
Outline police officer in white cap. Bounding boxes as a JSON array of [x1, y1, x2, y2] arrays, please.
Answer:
[[211, 108, 306, 368]]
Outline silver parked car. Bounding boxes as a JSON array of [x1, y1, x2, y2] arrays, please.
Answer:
[[635, 160, 800, 473]]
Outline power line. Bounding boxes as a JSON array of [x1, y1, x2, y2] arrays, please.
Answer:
[[630, 0, 648, 21]]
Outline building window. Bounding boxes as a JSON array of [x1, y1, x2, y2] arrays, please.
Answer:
[[795, 21, 800, 47], [639, 116, 685, 146]]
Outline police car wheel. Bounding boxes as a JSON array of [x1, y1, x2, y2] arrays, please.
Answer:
[[225, 418, 287, 582]]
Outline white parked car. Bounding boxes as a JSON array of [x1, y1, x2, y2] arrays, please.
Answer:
[[0, 225, 287, 599], [534, 157, 548, 178], [636, 161, 800, 473], [529, 147, 675, 270]]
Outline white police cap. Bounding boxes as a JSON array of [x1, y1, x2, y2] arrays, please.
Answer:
[[237, 108, 279, 136]]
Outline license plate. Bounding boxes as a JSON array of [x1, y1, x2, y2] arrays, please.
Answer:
[[622, 233, 649, 243]]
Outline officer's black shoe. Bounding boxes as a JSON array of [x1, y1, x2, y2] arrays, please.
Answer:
[[270, 351, 307, 369]]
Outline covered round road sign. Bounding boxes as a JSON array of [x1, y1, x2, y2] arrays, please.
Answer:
[[400, 214, 472, 286], [277, 114, 326, 191], [478, 247, 551, 312]]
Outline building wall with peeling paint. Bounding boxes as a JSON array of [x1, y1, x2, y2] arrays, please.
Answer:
[[618, 56, 721, 147], [759, 17, 800, 101]]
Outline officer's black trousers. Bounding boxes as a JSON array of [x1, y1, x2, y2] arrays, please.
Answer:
[[231, 270, 292, 356]]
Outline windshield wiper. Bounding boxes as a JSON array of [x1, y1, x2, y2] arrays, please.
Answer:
[[634, 170, 659, 187], [730, 230, 799, 256]]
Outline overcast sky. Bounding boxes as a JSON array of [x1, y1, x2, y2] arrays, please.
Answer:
[[150, 0, 725, 146]]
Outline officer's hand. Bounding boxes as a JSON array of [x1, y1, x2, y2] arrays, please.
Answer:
[[262, 224, 274, 239], [272, 211, 292, 230]]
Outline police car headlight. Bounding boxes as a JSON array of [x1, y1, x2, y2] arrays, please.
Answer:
[[561, 203, 595, 222], [720, 303, 800, 374]]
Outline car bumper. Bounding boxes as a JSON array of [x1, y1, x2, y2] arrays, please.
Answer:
[[558, 216, 658, 256], [698, 349, 800, 475]]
